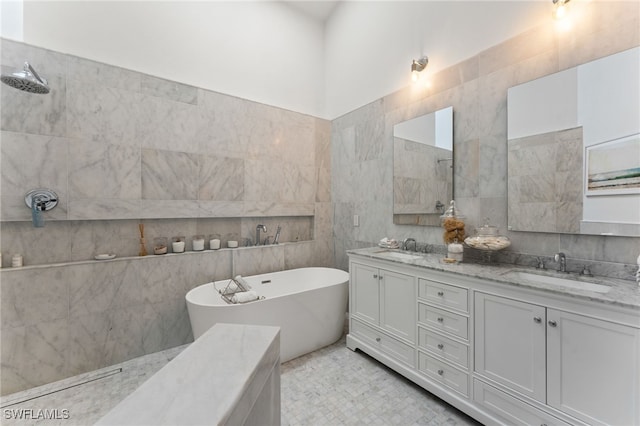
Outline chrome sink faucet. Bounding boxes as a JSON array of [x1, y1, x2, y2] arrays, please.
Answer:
[[402, 238, 417, 252], [256, 224, 267, 246], [554, 252, 568, 273]]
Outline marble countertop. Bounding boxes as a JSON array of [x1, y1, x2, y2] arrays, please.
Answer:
[[348, 247, 640, 311]]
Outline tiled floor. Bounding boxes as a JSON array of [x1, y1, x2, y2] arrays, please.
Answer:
[[1, 335, 480, 425]]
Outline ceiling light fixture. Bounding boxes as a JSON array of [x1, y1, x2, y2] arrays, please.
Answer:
[[411, 56, 428, 83], [552, 0, 570, 20]]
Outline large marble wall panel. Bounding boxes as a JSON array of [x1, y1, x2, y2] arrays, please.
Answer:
[[69, 138, 141, 200], [66, 78, 139, 147], [199, 155, 244, 201], [0, 131, 69, 221], [141, 149, 199, 200]]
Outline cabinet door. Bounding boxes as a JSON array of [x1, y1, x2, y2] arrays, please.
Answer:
[[475, 292, 546, 403], [380, 270, 415, 342], [547, 309, 640, 426], [350, 263, 380, 325]]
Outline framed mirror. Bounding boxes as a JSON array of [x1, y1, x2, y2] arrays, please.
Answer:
[[393, 106, 453, 226], [507, 47, 640, 236]]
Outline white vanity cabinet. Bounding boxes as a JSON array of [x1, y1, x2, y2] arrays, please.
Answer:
[[346, 250, 640, 426], [475, 291, 640, 426], [417, 277, 471, 397], [349, 261, 416, 367]]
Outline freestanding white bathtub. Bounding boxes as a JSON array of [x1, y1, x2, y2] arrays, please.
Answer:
[[186, 267, 349, 362]]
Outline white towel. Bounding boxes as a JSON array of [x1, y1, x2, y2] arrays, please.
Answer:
[[231, 291, 259, 304]]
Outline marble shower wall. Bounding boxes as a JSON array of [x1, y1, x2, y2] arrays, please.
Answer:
[[332, 2, 640, 272], [0, 38, 333, 395], [0, 37, 332, 267]]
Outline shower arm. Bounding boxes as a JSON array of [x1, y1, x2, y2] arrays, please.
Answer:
[[25, 62, 47, 85]]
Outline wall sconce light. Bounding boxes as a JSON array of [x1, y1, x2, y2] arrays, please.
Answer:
[[552, 0, 570, 20], [411, 56, 428, 82]]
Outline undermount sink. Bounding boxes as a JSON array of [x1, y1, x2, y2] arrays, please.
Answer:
[[508, 271, 611, 293], [375, 250, 424, 261]]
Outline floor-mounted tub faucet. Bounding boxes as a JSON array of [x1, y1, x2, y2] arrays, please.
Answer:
[[256, 225, 267, 246]]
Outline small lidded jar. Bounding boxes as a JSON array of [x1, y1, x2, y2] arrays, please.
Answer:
[[153, 237, 168, 255], [171, 236, 185, 253], [440, 200, 466, 245], [192, 235, 205, 251]]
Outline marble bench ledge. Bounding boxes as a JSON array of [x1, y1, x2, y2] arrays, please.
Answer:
[[96, 323, 281, 426]]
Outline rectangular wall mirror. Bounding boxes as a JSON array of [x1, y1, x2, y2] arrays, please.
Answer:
[[507, 47, 640, 236], [393, 106, 453, 226]]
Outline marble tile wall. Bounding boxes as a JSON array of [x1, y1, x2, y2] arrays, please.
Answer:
[[0, 240, 323, 395], [0, 38, 333, 395], [331, 2, 640, 272], [508, 128, 583, 234], [0, 37, 330, 223]]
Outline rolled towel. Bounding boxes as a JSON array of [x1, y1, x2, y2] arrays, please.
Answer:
[[234, 275, 252, 290], [231, 290, 259, 304], [223, 281, 240, 293]]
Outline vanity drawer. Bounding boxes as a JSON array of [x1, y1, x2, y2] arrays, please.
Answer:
[[418, 352, 469, 397], [419, 278, 468, 313], [418, 303, 468, 340], [418, 327, 469, 370], [473, 379, 571, 426], [351, 319, 415, 367]]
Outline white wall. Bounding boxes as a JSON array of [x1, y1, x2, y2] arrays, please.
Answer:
[[13, 1, 555, 119], [324, 1, 550, 118], [20, 1, 326, 117]]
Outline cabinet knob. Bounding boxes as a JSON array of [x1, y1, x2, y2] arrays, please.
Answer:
[[437, 291, 444, 296], [437, 317, 444, 323], [375, 337, 381, 342], [437, 343, 444, 350], [379, 275, 383, 279], [548, 320, 557, 327], [437, 369, 444, 376], [373, 274, 378, 279], [533, 317, 542, 323]]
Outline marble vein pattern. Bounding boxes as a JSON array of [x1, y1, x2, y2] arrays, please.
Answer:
[[68, 138, 141, 200], [1, 37, 330, 222], [508, 127, 583, 234], [141, 149, 199, 200], [0, 334, 480, 426], [95, 324, 280, 426], [0, 131, 69, 221]]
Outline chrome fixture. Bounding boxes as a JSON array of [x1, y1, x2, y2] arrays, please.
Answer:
[[25, 188, 58, 228], [411, 56, 428, 82], [256, 224, 267, 246], [402, 238, 417, 252], [1, 62, 50, 94], [435, 200, 445, 214], [554, 252, 568, 273], [552, 0, 570, 20], [535, 257, 546, 270], [273, 226, 282, 244]]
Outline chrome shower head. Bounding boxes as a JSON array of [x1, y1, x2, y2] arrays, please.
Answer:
[[1, 62, 50, 94]]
